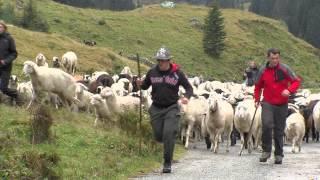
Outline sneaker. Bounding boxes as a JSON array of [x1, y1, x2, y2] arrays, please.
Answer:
[[259, 152, 271, 162], [274, 155, 283, 164], [162, 162, 171, 173]]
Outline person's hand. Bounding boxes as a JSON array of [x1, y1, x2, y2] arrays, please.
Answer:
[[254, 101, 259, 108], [180, 97, 189, 104], [0, 60, 5, 65], [281, 89, 290, 97]]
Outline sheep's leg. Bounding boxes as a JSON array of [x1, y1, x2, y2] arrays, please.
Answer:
[[180, 125, 185, 142], [239, 133, 244, 155], [226, 130, 231, 153], [185, 121, 194, 149], [255, 128, 262, 150], [213, 133, 220, 153], [209, 133, 214, 151], [291, 137, 296, 153], [298, 138, 302, 152], [27, 89, 37, 109], [248, 135, 253, 154], [94, 117, 99, 127]]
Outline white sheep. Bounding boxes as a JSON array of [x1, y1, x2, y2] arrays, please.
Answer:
[[8, 75, 18, 89], [203, 93, 234, 153], [234, 99, 262, 154], [73, 83, 94, 113], [17, 81, 33, 102], [52, 56, 61, 68], [100, 86, 139, 114], [110, 78, 132, 96], [61, 51, 78, 75], [285, 112, 305, 153], [35, 53, 48, 67], [90, 94, 111, 126], [120, 66, 133, 77], [23, 61, 78, 109], [312, 101, 320, 137], [180, 96, 209, 149]]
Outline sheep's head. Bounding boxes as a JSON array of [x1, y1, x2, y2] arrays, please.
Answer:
[[208, 94, 218, 112], [23, 61, 37, 75], [235, 102, 248, 119], [90, 94, 104, 106], [36, 53, 46, 65], [100, 87, 114, 98], [83, 74, 91, 82], [10, 75, 18, 84]]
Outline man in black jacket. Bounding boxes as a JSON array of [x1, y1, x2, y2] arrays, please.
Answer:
[[137, 46, 193, 173], [0, 20, 19, 104]]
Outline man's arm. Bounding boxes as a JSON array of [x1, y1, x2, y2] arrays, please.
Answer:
[[285, 65, 301, 93], [179, 71, 193, 99], [254, 67, 265, 103], [140, 71, 151, 90], [3, 36, 18, 65]]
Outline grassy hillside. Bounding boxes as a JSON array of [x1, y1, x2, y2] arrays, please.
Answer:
[[35, 0, 320, 86], [0, 105, 185, 179], [8, 24, 147, 79]]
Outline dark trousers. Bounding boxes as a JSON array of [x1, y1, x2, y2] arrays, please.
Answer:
[[261, 102, 288, 156], [148, 103, 180, 164], [0, 67, 18, 99]]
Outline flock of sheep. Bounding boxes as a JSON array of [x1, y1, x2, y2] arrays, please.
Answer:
[[2, 51, 320, 155]]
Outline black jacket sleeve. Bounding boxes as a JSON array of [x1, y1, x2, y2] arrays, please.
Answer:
[[4, 35, 18, 65], [179, 71, 193, 99], [141, 70, 151, 90]]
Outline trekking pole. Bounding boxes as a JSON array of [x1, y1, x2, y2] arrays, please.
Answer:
[[239, 101, 260, 156], [136, 53, 142, 154]]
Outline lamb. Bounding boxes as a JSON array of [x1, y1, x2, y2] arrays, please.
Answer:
[[202, 93, 234, 153], [90, 94, 111, 126], [234, 99, 262, 154], [180, 96, 209, 149], [100, 86, 140, 114], [35, 53, 48, 67], [285, 112, 306, 153], [23, 60, 79, 109], [52, 56, 61, 68], [16, 81, 33, 103], [8, 75, 18, 89], [74, 83, 94, 113], [61, 51, 78, 75], [120, 66, 133, 78], [110, 78, 132, 96]]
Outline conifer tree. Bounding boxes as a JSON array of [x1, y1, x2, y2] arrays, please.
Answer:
[[203, 2, 226, 57]]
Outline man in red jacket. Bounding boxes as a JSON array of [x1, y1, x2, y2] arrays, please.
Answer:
[[254, 48, 300, 164]]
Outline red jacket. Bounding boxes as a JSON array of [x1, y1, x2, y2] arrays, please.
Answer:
[[254, 62, 300, 105]]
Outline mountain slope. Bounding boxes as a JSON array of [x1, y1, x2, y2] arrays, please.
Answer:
[[35, 0, 320, 86], [8, 25, 144, 78]]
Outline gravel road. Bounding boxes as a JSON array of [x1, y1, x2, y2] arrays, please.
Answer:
[[134, 142, 320, 180]]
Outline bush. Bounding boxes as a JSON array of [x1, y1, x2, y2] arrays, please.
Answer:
[[18, 0, 50, 32], [97, 18, 106, 25]]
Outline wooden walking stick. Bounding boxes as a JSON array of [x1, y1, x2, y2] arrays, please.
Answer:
[[239, 101, 260, 156], [136, 53, 142, 154]]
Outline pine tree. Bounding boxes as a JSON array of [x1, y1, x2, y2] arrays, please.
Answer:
[[203, 2, 226, 58]]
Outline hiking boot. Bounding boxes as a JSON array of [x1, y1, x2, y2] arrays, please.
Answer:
[[274, 155, 283, 164], [259, 152, 271, 162], [162, 162, 171, 173]]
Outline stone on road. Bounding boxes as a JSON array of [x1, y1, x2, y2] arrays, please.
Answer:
[[134, 142, 320, 180]]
